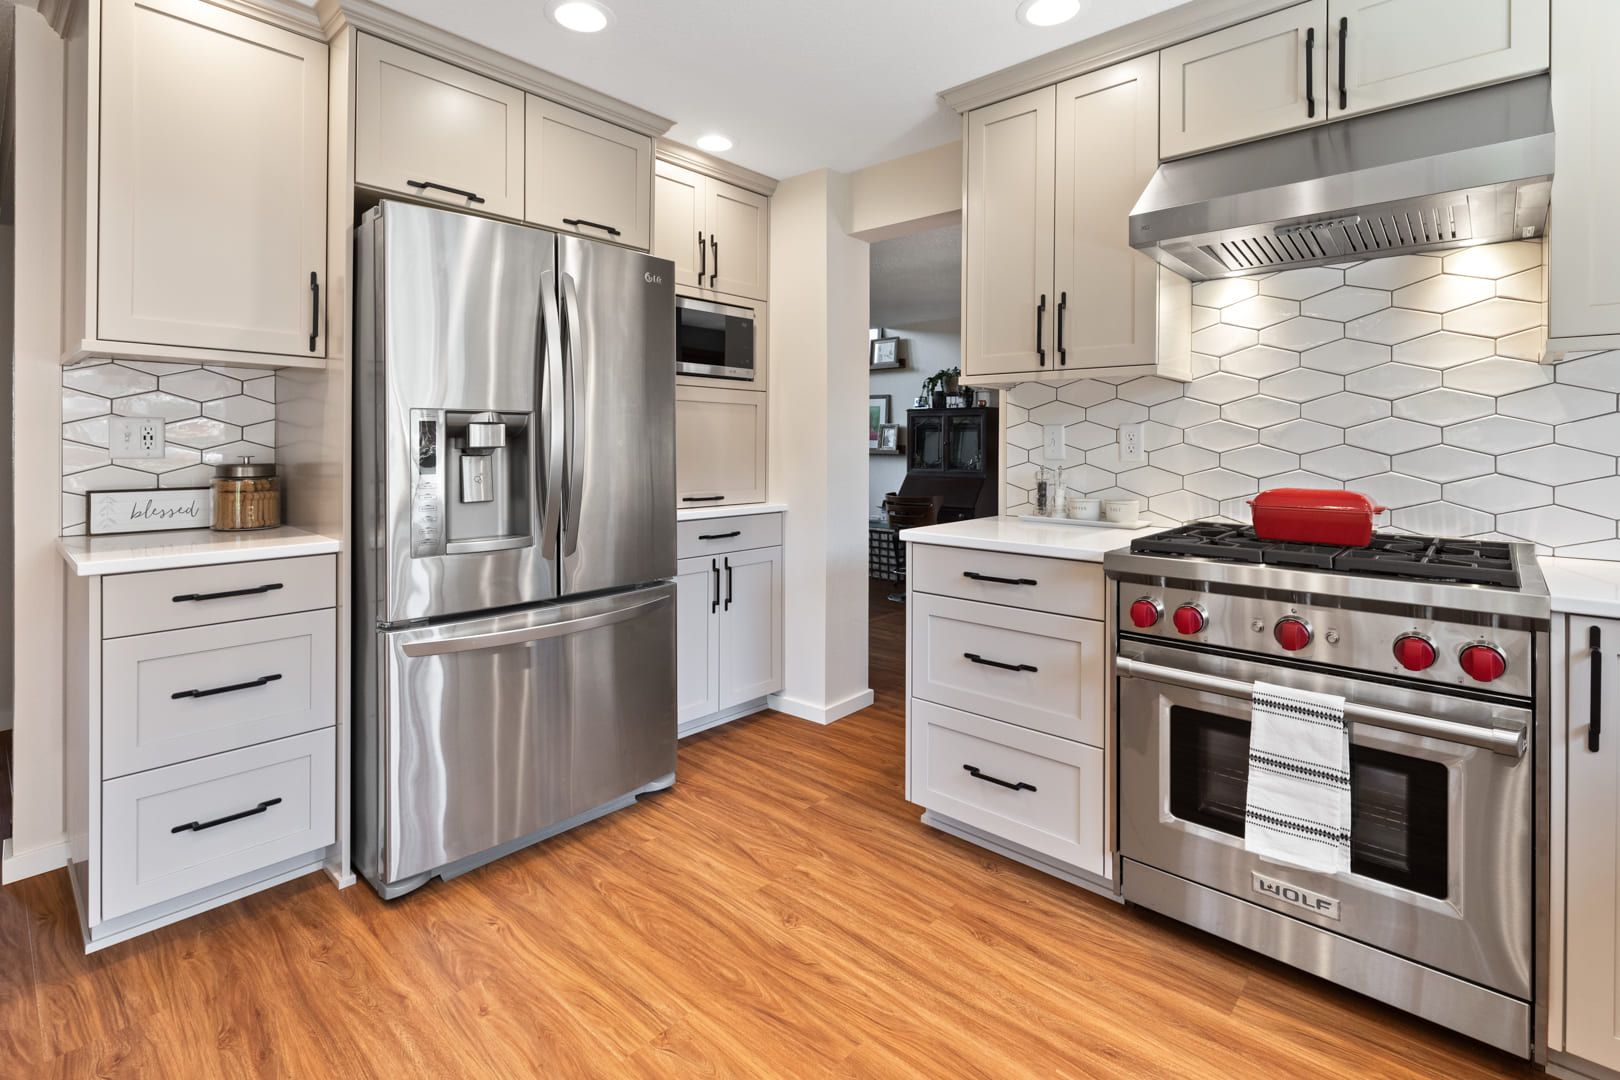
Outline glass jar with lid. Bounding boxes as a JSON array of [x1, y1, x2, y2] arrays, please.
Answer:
[[212, 457, 281, 531]]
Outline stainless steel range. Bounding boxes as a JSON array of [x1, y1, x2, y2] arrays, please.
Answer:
[[1104, 523, 1550, 1060]]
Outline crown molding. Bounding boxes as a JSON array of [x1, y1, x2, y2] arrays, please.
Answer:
[[938, 0, 1302, 114], [655, 139, 778, 197], [317, 0, 674, 139]]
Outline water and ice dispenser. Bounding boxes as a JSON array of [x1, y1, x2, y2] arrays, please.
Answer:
[[409, 408, 534, 557]]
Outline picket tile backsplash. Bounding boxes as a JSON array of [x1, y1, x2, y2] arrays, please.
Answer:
[[60, 359, 276, 535], [1003, 240, 1620, 560]]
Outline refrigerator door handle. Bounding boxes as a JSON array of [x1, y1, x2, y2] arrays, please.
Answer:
[[538, 270, 566, 555], [560, 271, 587, 558], [400, 593, 670, 657]]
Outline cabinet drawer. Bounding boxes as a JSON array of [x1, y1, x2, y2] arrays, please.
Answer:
[[911, 593, 1104, 745], [676, 513, 782, 558], [909, 544, 1103, 618], [102, 610, 336, 777], [101, 729, 335, 920], [102, 555, 335, 638], [914, 699, 1105, 877]]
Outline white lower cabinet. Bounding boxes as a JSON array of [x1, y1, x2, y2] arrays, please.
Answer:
[[674, 515, 784, 736]]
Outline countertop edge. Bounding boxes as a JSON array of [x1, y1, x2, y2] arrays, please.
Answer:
[[899, 517, 1156, 563], [58, 529, 343, 577], [677, 502, 789, 522]]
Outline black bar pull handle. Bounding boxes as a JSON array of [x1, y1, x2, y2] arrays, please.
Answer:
[[963, 571, 1037, 586], [172, 582, 284, 603], [1036, 293, 1047, 366], [682, 495, 726, 502], [1056, 291, 1067, 366], [698, 231, 706, 278], [711, 560, 720, 615], [1592, 625, 1604, 753], [308, 271, 319, 352], [172, 797, 282, 835], [562, 217, 622, 238], [171, 673, 283, 701], [710, 236, 718, 287], [963, 652, 1037, 673], [406, 179, 485, 205], [724, 557, 733, 611], [963, 764, 1036, 793], [1306, 27, 1317, 118], [699, 531, 741, 540], [1337, 17, 1348, 110]]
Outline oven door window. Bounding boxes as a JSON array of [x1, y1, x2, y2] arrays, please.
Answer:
[[1167, 705, 1448, 898]]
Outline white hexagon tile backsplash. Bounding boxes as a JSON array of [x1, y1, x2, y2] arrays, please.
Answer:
[[1002, 240, 1620, 560], [60, 359, 276, 535]]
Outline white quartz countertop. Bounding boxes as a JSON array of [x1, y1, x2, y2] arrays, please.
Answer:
[[58, 526, 341, 577], [677, 502, 788, 522], [901, 516, 1161, 561], [1540, 557, 1620, 619]]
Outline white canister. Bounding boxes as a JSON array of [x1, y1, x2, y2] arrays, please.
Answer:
[[1067, 498, 1101, 521], [1102, 498, 1140, 523]]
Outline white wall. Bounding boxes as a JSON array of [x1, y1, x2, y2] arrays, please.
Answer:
[[868, 318, 960, 515]]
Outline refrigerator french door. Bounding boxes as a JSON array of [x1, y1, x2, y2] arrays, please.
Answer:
[[354, 201, 677, 898]]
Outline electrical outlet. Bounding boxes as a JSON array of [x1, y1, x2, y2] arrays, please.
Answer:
[[1119, 422, 1146, 465], [109, 416, 165, 459], [1042, 424, 1067, 460]]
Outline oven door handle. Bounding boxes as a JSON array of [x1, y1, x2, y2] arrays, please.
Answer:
[[1114, 656, 1527, 758]]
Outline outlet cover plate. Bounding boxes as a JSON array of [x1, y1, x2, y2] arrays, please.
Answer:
[[1119, 422, 1146, 465], [109, 416, 166, 459]]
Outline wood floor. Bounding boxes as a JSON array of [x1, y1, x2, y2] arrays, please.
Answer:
[[1, 583, 1537, 1079]]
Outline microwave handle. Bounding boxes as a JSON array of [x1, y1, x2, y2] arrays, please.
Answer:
[[1114, 656, 1527, 758]]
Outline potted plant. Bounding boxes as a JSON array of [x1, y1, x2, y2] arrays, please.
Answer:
[[920, 366, 960, 408]]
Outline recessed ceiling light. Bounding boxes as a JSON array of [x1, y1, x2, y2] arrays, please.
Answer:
[[548, 0, 612, 33], [696, 134, 733, 154], [1016, 0, 1082, 27]]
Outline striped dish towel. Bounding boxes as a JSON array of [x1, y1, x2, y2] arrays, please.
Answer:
[[1244, 680, 1351, 875]]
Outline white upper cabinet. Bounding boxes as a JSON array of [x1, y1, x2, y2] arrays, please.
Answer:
[[1548, 0, 1620, 354], [97, 0, 328, 359], [653, 160, 770, 301], [1331, 0, 1549, 118], [1160, 1, 1327, 158], [524, 95, 653, 250], [963, 86, 1056, 378], [355, 34, 525, 219]]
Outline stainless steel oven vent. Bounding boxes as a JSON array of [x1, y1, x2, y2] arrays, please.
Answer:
[[1131, 75, 1553, 281]]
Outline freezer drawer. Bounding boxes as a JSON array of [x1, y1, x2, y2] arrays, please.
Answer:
[[360, 585, 676, 889]]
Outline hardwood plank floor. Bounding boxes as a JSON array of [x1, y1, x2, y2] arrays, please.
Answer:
[[0, 582, 1537, 1079]]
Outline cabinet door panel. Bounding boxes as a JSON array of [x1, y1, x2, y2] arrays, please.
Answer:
[[718, 547, 783, 709], [525, 95, 652, 250], [98, 0, 327, 357], [676, 556, 720, 727], [1055, 55, 1160, 373], [963, 87, 1055, 378], [1566, 615, 1620, 1069], [1331, 0, 1547, 118], [355, 34, 524, 218], [1159, 1, 1328, 158], [675, 386, 766, 507], [707, 182, 770, 301], [654, 161, 705, 289]]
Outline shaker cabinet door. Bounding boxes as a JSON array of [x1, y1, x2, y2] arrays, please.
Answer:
[[525, 95, 653, 250], [354, 34, 525, 218], [675, 386, 767, 507], [676, 556, 721, 728], [98, 0, 328, 357], [717, 547, 783, 709], [706, 181, 770, 301], [654, 160, 706, 289]]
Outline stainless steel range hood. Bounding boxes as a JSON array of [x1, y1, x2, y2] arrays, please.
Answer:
[[1129, 76, 1553, 281]]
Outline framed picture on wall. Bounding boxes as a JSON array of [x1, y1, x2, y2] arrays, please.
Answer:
[[871, 424, 902, 455], [868, 395, 891, 448], [869, 336, 903, 370]]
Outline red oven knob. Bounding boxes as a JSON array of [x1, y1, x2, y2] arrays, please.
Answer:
[[1274, 617, 1312, 651], [1460, 644, 1507, 684], [1393, 634, 1436, 671], [1172, 604, 1206, 635], [1129, 599, 1162, 628]]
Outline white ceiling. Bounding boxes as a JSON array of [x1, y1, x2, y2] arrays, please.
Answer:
[[871, 224, 961, 329], [365, 0, 1196, 179]]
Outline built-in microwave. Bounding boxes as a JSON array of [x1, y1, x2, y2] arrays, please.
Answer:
[[675, 295, 756, 382]]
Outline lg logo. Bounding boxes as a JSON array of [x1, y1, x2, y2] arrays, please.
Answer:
[[644, 272, 663, 285]]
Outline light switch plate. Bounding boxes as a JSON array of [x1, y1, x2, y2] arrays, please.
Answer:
[[1042, 424, 1067, 460], [109, 416, 165, 459]]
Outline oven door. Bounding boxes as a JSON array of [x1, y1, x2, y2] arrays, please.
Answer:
[[1118, 640, 1532, 999], [675, 296, 755, 381]]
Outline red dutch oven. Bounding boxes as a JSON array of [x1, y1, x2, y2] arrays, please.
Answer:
[[1247, 488, 1386, 547]]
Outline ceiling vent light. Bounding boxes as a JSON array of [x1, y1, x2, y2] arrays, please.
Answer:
[[696, 134, 733, 154], [1016, 0, 1082, 27], [548, 0, 612, 33]]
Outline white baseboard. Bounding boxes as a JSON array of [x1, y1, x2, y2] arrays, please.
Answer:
[[766, 688, 874, 726], [679, 698, 768, 739], [2, 836, 72, 884]]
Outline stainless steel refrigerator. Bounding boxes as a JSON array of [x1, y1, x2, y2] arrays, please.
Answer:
[[353, 200, 677, 899]]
